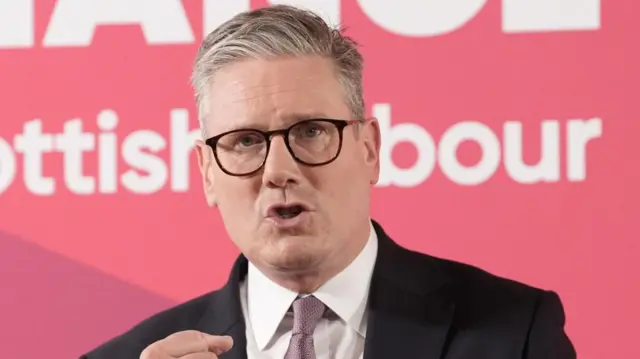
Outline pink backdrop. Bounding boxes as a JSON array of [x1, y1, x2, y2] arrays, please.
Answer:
[[0, 1, 638, 358]]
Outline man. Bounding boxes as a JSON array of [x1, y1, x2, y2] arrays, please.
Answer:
[[81, 5, 576, 359]]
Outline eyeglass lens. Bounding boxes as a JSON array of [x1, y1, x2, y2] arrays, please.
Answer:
[[215, 120, 342, 175]]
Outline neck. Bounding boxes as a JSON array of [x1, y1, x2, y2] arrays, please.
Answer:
[[260, 221, 371, 294], [270, 271, 329, 294]]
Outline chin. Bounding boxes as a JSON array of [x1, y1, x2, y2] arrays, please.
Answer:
[[266, 241, 322, 272]]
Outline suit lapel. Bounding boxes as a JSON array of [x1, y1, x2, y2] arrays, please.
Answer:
[[196, 255, 249, 359], [191, 220, 455, 359], [364, 221, 456, 359]]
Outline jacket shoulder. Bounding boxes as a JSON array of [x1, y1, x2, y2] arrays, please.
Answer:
[[81, 290, 216, 359], [429, 251, 547, 307], [421, 251, 574, 356], [417, 250, 561, 334], [441, 255, 543, 296]]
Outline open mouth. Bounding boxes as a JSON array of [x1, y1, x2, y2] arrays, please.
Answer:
[[269, 204, 306, 219]]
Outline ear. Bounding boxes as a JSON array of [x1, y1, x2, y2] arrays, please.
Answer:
[[195, 139, 217, 207], [361, 118, 381, 185]]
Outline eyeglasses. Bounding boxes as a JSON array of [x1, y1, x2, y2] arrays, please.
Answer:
[[205, 118, 365, 176]]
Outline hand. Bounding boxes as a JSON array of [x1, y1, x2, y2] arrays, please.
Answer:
[[140, 330, 233, 358]]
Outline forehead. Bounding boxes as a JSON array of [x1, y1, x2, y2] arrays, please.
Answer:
[[205, 55, 350, 134]]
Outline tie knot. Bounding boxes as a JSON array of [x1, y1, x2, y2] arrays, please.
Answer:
[[291, 296, 325, 335]]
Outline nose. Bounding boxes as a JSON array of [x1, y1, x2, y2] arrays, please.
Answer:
[[262, 136, 302, 189]]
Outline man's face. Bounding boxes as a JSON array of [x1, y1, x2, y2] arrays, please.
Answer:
[[195, 55, 380, 275]]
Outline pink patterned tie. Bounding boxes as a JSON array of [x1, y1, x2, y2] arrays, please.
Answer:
[[284, 296, 326, 359]]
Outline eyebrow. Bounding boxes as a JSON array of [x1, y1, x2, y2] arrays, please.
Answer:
[[283, 112, 332, 123], [222, 112, 333, 132]]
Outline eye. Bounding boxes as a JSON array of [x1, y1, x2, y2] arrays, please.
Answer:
[[296, 122, 326, 138], [236, 133, 263, 147]]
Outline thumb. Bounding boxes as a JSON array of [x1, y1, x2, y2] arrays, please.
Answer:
[[206, 334, 233, 355]]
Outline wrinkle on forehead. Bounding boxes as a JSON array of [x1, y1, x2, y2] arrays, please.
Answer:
[[204, 56, 349, 134]]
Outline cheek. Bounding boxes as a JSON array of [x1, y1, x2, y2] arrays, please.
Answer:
[[335, 152, 371, 198], [321, 163, 368, 203], [214, 177, 257, 209], [215, 179, 259, 239]]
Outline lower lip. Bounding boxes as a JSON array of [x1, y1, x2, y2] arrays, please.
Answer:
[[266, 211, 311, 229]]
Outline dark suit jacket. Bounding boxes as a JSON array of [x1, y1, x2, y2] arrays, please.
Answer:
[[81, 220, 576, 358]]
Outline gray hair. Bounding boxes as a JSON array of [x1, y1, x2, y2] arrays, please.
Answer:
[[190, 5, 365, 136]]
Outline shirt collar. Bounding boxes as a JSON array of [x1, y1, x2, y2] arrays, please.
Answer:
[[247, 221, 379, 350]]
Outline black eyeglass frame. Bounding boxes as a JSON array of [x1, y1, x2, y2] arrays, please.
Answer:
[[204, 118, 367, 177]]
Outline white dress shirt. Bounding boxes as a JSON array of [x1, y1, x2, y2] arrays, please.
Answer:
[[239, 221, 378, 359]]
